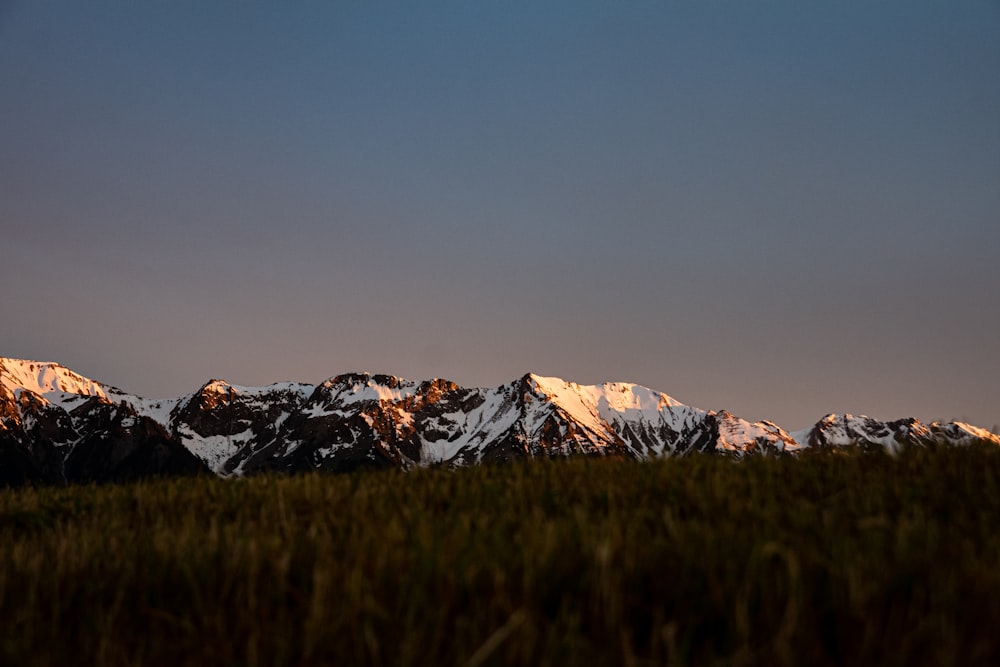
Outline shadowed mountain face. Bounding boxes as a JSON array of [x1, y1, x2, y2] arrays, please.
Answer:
[[1, 358, 997, 486]]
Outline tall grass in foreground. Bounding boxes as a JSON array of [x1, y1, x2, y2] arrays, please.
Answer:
[[2, 446, 1000, 666]]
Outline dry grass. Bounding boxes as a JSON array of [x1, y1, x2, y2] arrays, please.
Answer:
[[2, 445, 1000, 666]]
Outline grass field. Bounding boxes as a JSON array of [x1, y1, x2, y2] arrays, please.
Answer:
[[2, 445, 1000, 666]]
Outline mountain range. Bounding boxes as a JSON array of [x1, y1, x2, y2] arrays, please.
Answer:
[[1, 357, 996, 487]]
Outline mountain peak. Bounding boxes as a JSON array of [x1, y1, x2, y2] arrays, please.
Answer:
[[326, 372, 410, 388], [523, 373, 683, 414], [315, 372, 420, 408], [200, 379, 233, 394], [0, 357, 110, 406]]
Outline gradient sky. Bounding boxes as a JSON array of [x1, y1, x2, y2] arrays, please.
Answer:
[[1, 1, 998, 430]]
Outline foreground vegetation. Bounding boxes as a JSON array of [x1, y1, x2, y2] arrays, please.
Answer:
[[2, 446, 1000, 666]]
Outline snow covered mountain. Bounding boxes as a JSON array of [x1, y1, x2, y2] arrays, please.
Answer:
[[1, 357, 997, 486]]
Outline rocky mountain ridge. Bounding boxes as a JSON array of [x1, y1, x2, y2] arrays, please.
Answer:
[[1, 357, 997, 486]]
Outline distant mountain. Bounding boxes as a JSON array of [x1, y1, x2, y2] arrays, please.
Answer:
[[1, 357, 997, 486]]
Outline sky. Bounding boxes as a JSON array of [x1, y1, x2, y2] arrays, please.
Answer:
[[1, 1, 998, 430]]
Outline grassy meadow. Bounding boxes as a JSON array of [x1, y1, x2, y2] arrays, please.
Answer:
[[2, 446, 1000, 666]]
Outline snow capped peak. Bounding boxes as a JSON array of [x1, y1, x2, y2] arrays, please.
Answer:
[[0, 357, 111, 408], [713, 410, 801, 453], [786, 413, 997, 450], [928, 421, 1000, 445], [522, 373, 568, 395], [194, 378, 312, 399], [0, 357, 61, 369], [513, 373, 695, 450], [200, 379, 233, 394], [316, 372, 420, 406], [599, 381, 683, 412], [945, 421, 994, 438], [325, 372, 412, 389], [523, 373, 684, 418]]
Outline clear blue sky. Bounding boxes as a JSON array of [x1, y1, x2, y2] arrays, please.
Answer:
[[2, 1, 998, 430]]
